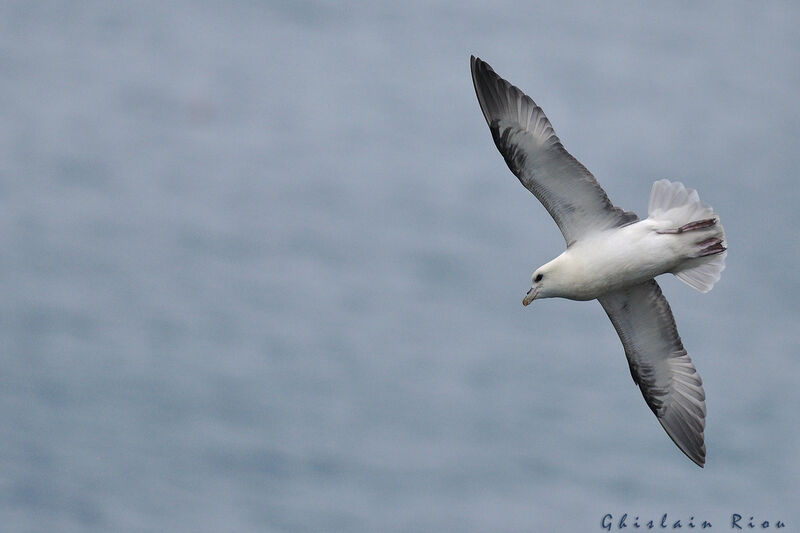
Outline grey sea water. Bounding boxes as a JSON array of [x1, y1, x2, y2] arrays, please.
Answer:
[[1, 2, 798, 531]]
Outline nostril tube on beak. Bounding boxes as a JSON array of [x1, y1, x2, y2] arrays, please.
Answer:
[[523, 288, 536, 306]]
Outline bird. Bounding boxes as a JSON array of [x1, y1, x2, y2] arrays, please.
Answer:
[[470, 56, 726, 467]]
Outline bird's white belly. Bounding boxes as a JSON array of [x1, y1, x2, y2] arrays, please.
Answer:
[[557, 220, 683, 300]]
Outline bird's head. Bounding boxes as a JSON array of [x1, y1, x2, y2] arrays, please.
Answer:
[[523, 254, 575, 305], [523, 265, 550, 305]]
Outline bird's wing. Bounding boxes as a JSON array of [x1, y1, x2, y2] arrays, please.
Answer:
[[597, 280, 707, 467], [471, 56, 637, 244]]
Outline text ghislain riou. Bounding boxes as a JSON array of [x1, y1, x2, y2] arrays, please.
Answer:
[[602, 513, 786, 530]]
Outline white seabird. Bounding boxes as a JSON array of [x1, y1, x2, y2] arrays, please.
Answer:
[[471, 56, 727, 467]]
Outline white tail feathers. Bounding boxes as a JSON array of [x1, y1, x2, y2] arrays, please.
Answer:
[[674, 252, 727, 293], [649, 179, 715, 222], [648, 179, 727, 293]]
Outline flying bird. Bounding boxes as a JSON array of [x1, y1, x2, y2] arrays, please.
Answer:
[[470, 56, 726, 467]]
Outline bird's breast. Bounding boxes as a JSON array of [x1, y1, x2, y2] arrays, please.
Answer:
[[560, 222, 681, 299]]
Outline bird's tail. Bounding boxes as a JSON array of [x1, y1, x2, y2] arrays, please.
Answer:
[[648, 179, 727, 293]]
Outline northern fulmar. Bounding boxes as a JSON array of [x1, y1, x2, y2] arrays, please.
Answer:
[[471, 56, 727, 467]]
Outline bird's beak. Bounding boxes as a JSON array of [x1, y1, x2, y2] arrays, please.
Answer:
[[522, 287, 538, 306]]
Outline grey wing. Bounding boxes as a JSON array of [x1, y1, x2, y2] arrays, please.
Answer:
[[597, 280, 707, 467], [471, 56, 637, 244]]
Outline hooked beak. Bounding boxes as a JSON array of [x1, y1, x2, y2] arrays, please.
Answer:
[[522, 287, 538, 306]]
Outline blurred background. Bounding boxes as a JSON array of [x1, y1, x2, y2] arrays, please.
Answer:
[[1, 1, 798, 531]]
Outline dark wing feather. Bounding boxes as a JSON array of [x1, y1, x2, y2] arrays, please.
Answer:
[[598, 280, 707, 467], [471, 56, 637, 244]]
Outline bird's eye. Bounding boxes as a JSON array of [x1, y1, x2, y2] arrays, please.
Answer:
[[534, 273, 543, 282]]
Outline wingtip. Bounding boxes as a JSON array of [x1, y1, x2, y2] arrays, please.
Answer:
[[470, 55, 493, 78], [470, 56, 492, 127], [688, 446, 706, 468], [691, 452, 706, 468], [657, 417, 706, 468], [470, 55, 483, 78]]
